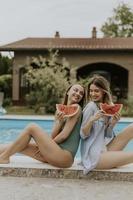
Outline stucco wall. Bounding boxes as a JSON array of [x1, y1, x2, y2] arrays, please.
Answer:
[[12, 50, 133, 102]]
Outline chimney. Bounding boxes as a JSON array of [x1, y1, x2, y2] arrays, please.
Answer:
[[55, 31, 60, 38], [92, 27, 97, 38]]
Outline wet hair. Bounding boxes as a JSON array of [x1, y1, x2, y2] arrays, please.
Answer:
[[62, 84, 85, 108], [86, 75, 113, 104]]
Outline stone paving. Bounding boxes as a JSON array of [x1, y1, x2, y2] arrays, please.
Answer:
[[0, 176, 133, 200]]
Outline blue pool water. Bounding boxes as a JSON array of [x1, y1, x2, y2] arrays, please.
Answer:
[[0, 119, 53, 143], [0, 118, 133, 157]]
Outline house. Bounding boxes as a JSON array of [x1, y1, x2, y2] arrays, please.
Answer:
[[0, 28, 133, 104]]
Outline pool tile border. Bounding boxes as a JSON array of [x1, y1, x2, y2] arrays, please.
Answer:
[[0, 115, 133, 122], [0, 166, 133, 182]]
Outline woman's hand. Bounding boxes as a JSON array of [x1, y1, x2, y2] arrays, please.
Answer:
[[81, 110, 104, 137], [90, 110, 105, 122], [110, 112, 121, 127], [55, 111, 65, 122], [106, 113, 121, 128]]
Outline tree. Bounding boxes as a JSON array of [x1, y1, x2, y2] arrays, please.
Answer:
[[0, 54, 13, 105], [24, 50, 74, 113], [101, 3, 133, 37], [0, 54, 13, 75], [0, 74, 12, 97]]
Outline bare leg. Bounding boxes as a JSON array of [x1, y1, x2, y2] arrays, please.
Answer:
[[95, 124, 133, 170], [21, 143, 49, 162], [107, 123, 133, 151], [0, 143, 46, 162], [0, 126, 32, 163], [96, 151, 133, 169], [0, 144, 12, 154], [0, 123, 73, 167]]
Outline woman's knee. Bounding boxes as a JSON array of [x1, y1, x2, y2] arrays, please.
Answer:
[[26, 123, 40, 134], [118, 124, 133, 140], [123, 124, 133, 133]]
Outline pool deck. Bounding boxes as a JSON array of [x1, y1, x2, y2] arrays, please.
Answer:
[[0, 156, 133, 182], [0, 114, 133, 181]]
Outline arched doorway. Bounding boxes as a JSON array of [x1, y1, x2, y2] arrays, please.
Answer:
[[77, 62, 128, 100]]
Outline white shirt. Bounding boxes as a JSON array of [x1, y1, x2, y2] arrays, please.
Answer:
[[80, 101, 115, 174]]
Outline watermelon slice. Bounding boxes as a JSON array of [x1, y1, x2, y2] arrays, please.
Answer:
[[56, 104, 79, 117], [100, 103, 123, 116]]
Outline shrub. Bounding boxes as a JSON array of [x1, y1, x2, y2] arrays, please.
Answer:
[[24, 50, 71, 113], [3, 97, 12, 107], [0, 74, 12, 98]]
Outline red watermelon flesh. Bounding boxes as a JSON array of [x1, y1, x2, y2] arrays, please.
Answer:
[[56, 104, 79, 117], [100, 103, 123, 116]]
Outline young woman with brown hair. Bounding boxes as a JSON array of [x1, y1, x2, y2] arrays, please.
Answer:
[[80, 75, 133, 174], [0, 84, 85, 168]]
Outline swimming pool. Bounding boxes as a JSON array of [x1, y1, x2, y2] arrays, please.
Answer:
[[0, 118, 53, 143], [0, 117, 133, 157]]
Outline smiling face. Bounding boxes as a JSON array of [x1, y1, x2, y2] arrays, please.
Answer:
[[89, 83, 104, 102], [67, 84, 85, 105]]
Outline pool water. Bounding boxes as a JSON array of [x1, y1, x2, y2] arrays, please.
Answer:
[[0, 119, 53, 143], [113, 121, 133, 151], [0, 119, 133, 158]]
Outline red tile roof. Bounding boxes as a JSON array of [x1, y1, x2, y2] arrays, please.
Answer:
[[1, 37, 133, 51]]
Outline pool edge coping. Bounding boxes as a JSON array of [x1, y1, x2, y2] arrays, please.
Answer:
[[0, 114, 133, 122], [0, 156, 133, 181]]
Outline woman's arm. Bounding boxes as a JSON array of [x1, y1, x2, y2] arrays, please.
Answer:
[[105, 112, 121, 138], [80, 102, 104, 139], [51, 120, 64, 139], [51, 111, 65, 139], [53, 107, 82, 144], [82, 111, 104, 137]]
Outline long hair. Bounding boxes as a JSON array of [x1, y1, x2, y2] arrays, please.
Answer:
[[62, 84, 85, 108], [86, 75, 113, 104]]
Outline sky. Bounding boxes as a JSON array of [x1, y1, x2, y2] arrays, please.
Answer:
[[0, 0, 133, 45]]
